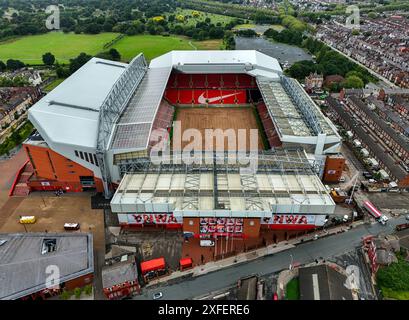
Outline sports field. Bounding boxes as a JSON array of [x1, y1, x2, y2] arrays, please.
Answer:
[[174, 107, 264, 151], [111, 35, 221, 62], [0, 32, 119, 64], [0, 32, 222, 64]]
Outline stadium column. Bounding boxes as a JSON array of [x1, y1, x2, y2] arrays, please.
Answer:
[[314, 133, 327, 155]]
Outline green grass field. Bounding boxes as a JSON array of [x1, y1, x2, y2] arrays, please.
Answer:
[[0, 32, 119, 64], [0, 32, 222, 64], [112, 35, 192, 62], [43, 78, 65, 92], [172, 8, 236, 27], [285, 278, 300, 300], [112, 35, 222, 62]]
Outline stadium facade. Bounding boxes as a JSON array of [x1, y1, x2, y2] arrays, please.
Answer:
[[25, 50, 341, 236]]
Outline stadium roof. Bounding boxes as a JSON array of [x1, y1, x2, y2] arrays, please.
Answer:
[[28, 58, 127, 150], [150, 50, 282, 79], [111, 171, 335, 215], [0, 233, 93, 300], [110, 67, 172, 151]]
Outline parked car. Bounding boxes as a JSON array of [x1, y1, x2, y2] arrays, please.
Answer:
[[19, 216, 36, 224], [406, 215, 409, 221], [64, 223, 80, 231], [339, 176, 346, 182], [153, 292, 163, 300]]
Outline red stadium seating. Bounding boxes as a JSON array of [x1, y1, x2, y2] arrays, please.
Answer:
[[168, 73, 177, 88], [149, 100, 175, 147], [164, 89, 179, 104], [257, 102, 282, 147], [191, 74, 207, 88], [176, 74, 192, 88], [178, 90, 194, 104], [221, 74, 238, 88], [237, 74, 256, 88], [165, 72, 259, 105], [166, 89, 248, 105], [166, 73, 258, 90], [206, 74, 221, 88]]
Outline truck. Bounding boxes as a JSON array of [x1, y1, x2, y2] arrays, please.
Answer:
[[363, 200, 388, 225]]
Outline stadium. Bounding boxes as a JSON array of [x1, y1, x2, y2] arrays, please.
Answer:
[[23, 50, 342, 241]]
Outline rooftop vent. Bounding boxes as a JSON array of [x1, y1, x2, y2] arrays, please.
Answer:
[[41, 238, 57, 255]]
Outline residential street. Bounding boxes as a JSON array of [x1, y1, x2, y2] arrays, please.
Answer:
[[134, 216, 407, 300]]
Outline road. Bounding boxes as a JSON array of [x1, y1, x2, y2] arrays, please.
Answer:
[[134, 216, 407, 300]]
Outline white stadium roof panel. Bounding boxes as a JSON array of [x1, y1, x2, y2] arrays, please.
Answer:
[[111, 172, 335, 216], [28, 58, 127, 149], [150, 50, 282, 77]]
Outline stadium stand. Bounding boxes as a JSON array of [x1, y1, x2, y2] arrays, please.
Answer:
[[257, 102, 282, 148], [149, 99, 175, 147]]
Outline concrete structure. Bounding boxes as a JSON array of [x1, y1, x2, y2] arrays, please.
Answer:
[[0, 233, 93, 300]]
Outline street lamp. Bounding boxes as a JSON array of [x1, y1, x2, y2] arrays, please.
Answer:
[[289, 254, 293, 270]]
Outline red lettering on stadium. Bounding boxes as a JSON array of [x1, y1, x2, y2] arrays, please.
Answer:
[[131, 213, 181, 224], [267, 215, 310, 225]]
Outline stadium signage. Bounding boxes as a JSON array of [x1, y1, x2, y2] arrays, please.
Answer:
[[121, 213, 183, 225], [261, 214, 326, 226]]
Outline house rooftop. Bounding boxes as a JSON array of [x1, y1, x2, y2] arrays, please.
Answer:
[[0, 233, 93, 300]]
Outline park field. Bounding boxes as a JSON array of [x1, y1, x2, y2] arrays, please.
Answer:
[[0, 32, 119, 64], [111, 35, 222, 62], [0, 32, 222, 64], [172, 8, 236, 26]]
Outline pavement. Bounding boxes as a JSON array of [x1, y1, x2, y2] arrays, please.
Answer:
[[134, 216, 406, 300]]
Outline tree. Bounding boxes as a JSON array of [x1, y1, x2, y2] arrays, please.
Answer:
[[84, 23, 102, 34], [108, 49, 121, 61], [42, 52, 55, 66], [342, 75, 364, 89], [0, 61, 5, 72], [69, 53, 92, 74], [6, 59, 25, 71]]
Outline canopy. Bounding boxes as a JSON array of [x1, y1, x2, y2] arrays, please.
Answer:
[[140, 257, 165, 274], [180, 258, 193, 268]]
